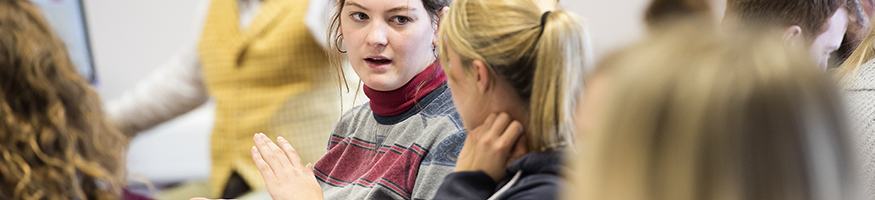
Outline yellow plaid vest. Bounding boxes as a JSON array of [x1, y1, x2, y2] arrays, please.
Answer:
[[198, 0, 337, 196]]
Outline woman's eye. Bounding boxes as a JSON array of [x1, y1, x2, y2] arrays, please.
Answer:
[[351, 12, 369, 21], [391, 16, 411, 24]]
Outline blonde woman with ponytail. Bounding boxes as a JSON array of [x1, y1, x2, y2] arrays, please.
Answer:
[[432, 0, 590, 199], [836, 16, 875, 199]]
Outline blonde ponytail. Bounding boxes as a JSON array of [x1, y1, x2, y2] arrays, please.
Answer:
[[530, 10, 591, 150], [438, 0, 591, 151]]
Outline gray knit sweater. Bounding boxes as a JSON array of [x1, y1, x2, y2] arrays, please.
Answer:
[[846, 59, 875, 199], [313, 85, 466, 200]]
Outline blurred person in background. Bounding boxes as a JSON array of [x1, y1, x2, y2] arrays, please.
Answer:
[[105, 0, 345, 198], [567, 20, 861, 200], [724, 0, 849, 71], [644, 0, 713, 28], [647, 0, 866, 69], [0, 0, 147, 199], [835, 12, 875, 199], [430, 0, 590, 199], [833, 0, 868, 69]]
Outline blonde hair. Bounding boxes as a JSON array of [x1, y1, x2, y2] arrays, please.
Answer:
[[438, 0, 591, 151], [0, 0, 128, 199], [836, 14, 875, 83], [569, 23, 854, 200]]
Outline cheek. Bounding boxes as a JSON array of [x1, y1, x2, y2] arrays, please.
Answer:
[[448, 79, 472, 127], [805, 41, 827, 63], [447, 79, 468, 112], [394, 26, 435, 61], [342, 26, 365, 58]]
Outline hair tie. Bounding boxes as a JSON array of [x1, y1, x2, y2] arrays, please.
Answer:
[[538, 11, 552, 38]]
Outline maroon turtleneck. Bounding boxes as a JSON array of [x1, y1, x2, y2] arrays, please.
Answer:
[[364, 61, 447, 116]]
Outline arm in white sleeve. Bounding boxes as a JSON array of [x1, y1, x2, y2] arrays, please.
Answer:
[[106, 0, 212, 136], [106, 46, 208, 135]]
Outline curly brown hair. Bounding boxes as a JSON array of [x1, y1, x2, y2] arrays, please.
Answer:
[[0, 0, 129, 199]]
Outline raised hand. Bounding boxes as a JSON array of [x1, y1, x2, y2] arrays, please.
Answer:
[[251, 133, 324, 200]]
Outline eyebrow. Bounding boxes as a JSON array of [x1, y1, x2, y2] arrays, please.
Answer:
[[387, 6, 417, 13], [344, 1, 417, 13], [345, 2, 369, 11]]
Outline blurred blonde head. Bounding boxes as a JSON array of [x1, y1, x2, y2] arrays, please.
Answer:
[[569, 23, 856, 200], [644, 0, 714, 28], [0, 0, 128, 199], [438, 0, 591, 151]]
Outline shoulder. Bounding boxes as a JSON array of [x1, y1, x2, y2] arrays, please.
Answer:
[[416, 86, 465, 138], [411, 87, 466, 165], [419, 85, 460, 118], [847, 59, 875, 90], [331, 102, 374, 137], [500, 173, 563, 200]]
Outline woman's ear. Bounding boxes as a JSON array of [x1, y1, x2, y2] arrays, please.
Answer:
[[433, 7, 449, 47], [472, 60, 490, 94], [782, 25, 803, 47]]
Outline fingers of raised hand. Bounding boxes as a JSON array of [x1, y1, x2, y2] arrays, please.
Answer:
[[277, 136, 302, 169], [254, 133, 292, 171], [252, 145, 276, 179]]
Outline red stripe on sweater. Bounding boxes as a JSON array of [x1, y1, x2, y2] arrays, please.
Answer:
[[315, 140, 425, 198]]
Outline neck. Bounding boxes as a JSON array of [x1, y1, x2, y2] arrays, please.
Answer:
[[364, 61, 446, 116], [487, 81, 532, 152]]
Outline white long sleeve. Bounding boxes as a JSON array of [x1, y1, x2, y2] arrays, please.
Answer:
[[106, 0, 335, 135], [105, 0, 213, 135]]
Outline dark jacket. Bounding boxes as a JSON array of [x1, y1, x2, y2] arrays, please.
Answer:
[[433, 150, 563, 200]]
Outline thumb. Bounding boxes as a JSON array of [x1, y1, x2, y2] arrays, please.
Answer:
[[306, 163, 315, 176]]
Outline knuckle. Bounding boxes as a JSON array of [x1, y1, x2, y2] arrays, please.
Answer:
[[492, 146, 505, 152]]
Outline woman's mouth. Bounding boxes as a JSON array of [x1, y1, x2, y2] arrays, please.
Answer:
[[365, 57, 393, 69]]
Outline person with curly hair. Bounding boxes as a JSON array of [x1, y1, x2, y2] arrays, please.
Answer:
[[0, 0, 146, 199]]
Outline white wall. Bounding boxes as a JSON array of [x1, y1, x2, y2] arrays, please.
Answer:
[[86, 0, 684, 189], [562, 0, 651, 60]]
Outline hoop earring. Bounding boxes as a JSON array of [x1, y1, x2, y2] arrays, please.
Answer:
[[335, 34, 347, 53]]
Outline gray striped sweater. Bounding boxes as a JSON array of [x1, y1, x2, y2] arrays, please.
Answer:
[[313, 85, 466, 200]]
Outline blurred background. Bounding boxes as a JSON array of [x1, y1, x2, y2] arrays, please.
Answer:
[[65, 0, 725, 192]]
